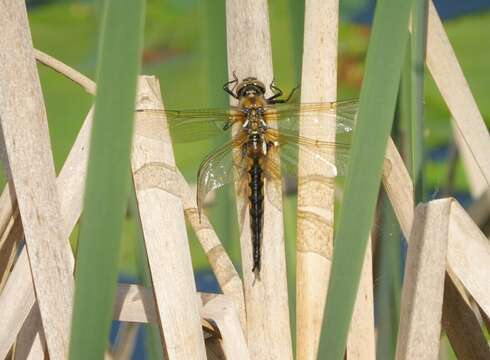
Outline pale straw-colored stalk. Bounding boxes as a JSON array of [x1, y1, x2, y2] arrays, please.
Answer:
[[226, 1, 293, 359], [296, 0, 338, 358], [0, 2, 74, 358]]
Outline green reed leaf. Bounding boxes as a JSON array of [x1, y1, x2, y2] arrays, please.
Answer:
[[318, 0, 412, 358], [410, 0, 428, 202], [69, 1, 145, 358]]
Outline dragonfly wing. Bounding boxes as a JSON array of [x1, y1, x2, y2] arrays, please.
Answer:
[[265, 127, 394, 186], [196, 132, 249, 217], [265, 99, 358, 136], [264, 128, 352, 180], [137, 107, 244, 143]]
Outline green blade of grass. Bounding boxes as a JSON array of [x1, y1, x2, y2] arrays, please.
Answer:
[[400, 39, 412, 162], [375, 193, 402, 359], [287, 0, 304, 84], [375, 65, 408, 357], [410, 0, 428, 202], [318, 0, 412, 358], [200, 0, 240, 261], [69, 1, 145, 359]]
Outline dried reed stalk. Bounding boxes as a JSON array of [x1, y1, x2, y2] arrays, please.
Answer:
[[296, 1, 339, 358], [0, 184, 17, 238], [382, 143, 490, 356], [426, 1, 490, 186], [113, 284, 157, 323], [0, 176, 21, 292], [0, 105, 92, 359], [0, 206, 21, 291], [383, 138, 414, 236], [201, 295, 250, 360], [425, 2, 490, 259], [132, 76, 206, 359], [115, 285, 217, 332], [34, 49, 96, 95], [396, 199, 451, 359], [0, 2, 74, 358], [442, 272, 490, 359], [177, 174, 246, 328], [452, 123, 488, 198], [467, 189, 490, 228], [13, 305, 45, 360], [0, 252, 36, 359], [226, 1, 293, 359], [114, 284, 248, 360], [448, 201, 490, 318]]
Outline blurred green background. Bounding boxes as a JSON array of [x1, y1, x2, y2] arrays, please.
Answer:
[[19, 0, 489, 358]]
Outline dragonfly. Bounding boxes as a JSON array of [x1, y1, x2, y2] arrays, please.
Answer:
[[139, 74, 359, 274]]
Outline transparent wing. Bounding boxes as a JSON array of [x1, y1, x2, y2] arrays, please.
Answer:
[[266, 99, 358, 135], [264, 126, 392, 185], [196, 132, 248, 216], [136, 107, 243, 143], [137, 100, 357, 142], [263, 128, 352, 181]]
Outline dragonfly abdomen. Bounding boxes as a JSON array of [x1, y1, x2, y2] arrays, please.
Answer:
[[248, 153, 264, 273]]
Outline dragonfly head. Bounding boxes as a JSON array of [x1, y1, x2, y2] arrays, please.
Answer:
[[236, 77, 266, 99]]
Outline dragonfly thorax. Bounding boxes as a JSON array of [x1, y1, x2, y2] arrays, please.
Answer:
[[242, 108, 268, 135]]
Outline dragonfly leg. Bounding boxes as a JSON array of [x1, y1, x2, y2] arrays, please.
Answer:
[[284, 85, 300, 102], [266, 78, 283, 102], [267, 84, 300, 104], [223, 71, 239, 99]]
